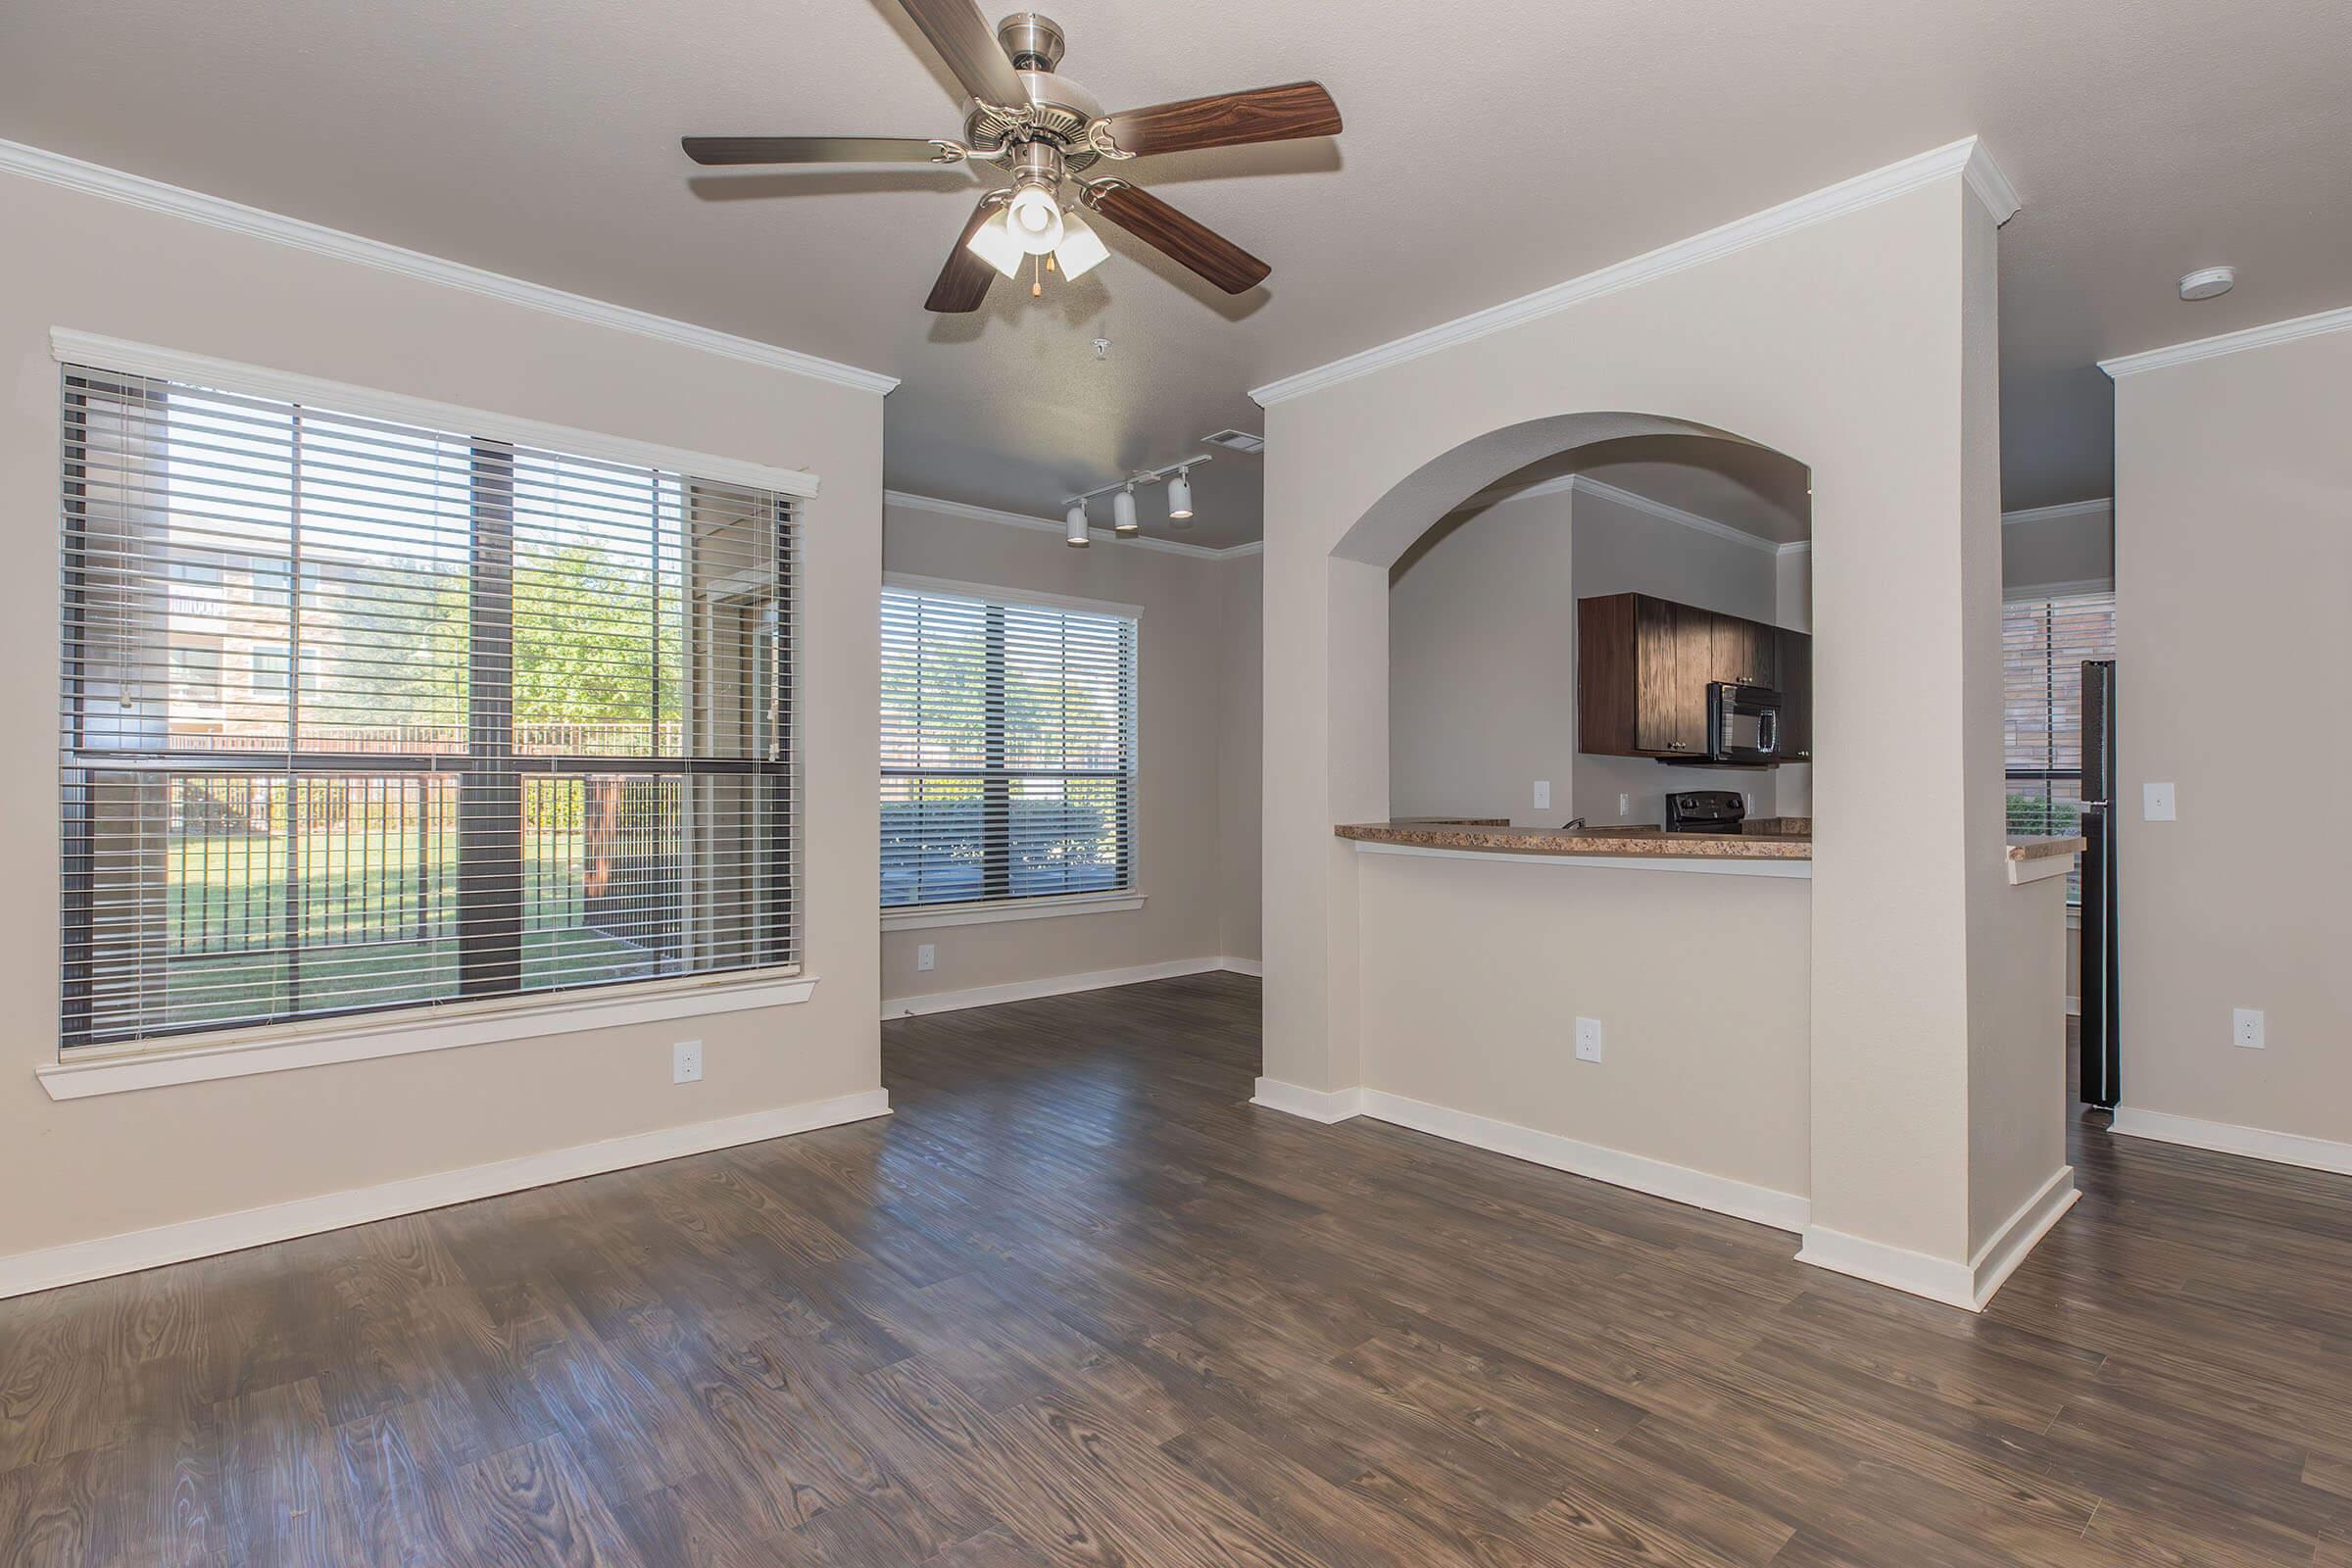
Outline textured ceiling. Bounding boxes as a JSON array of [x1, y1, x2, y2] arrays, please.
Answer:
[[4, 0, 2345, 550]]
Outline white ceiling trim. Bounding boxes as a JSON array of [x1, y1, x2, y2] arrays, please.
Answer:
[[2000, 498, 2111, 526], [2097, 302, 2352, 377], [1250, 137, 2018, 407], [0, 136, 899, 396], [54, 327, 823, 499], [883, 489, 1259, 561], [1473, 471, 1794, 557]]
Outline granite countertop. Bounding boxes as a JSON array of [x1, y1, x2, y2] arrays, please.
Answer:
[[1336, 821, 1813, 860], [1338, 821, 2086, 866]]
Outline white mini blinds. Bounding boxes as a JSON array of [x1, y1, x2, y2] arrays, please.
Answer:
[[880, 583, 1138, 909], [60, 364, 799, 1050]]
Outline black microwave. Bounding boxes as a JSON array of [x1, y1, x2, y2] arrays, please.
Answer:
[[1706, 682, 1782, 764]]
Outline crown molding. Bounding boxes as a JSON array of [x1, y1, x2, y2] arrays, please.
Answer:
[[1250, 137, 2018, 407], [1473, 471, 1798, 559], [2097, 303, 2352, 378], [0, 137, 898, 396], [2000, 498, 2111, 527], [883, 489, 1259, 561]]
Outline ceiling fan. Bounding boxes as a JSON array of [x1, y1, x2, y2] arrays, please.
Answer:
[[682, 2, 1342, 312]]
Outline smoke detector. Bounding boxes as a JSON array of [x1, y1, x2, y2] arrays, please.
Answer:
[[1200, 428, 1266, 454], [2179, 267, 2235, 302]]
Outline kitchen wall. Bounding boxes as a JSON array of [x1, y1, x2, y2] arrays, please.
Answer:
[[879, 499, 1259, 1006], [2002, 500, 2113, 593], [0, 166, 887, 1274], [1387, 479, 1798, 828], [2110, 320, 2352, 1164]]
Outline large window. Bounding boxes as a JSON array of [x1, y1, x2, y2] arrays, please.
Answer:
[[880, 580, 1137, 910], [2002, 588, 2115, 903], [61, 365, 797, 1049]]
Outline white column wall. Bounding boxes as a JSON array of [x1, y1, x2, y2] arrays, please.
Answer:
[[1258, 167, 2037, 1279]]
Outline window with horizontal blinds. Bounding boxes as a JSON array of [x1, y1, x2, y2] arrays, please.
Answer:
[[880, 584, 1137, 909], [60, 365, 798, 1049], [2002, 588, 2116, 903]]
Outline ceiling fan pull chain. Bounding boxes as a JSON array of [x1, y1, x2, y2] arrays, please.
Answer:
[[1032, 254, 1044, 298]]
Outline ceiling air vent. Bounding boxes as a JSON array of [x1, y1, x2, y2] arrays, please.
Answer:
[[1200, 428, 1266, 454]]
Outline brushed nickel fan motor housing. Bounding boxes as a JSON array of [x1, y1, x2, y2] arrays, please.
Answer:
[[964, 19, 1103, 173], [996, 12, 1065, 72]]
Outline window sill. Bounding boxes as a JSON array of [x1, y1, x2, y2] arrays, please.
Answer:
[[881, 892, 1146, 932], [37, 969, 816, 1102]]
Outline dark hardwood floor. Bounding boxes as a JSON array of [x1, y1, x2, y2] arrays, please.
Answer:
[[6, 972, 2352, 1565]]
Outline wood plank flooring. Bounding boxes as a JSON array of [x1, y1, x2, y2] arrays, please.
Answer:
[[6, 972, 2352, 1564]]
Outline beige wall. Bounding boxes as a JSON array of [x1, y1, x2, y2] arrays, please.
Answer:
[[1387, 482, 1794, 828], [1218, 553, 1264, 963], [0, 171, 885, 1263], [878, 501, 1258, 1004], [1261, 162, 2063, 1280], [1357, 854, 1810, 1200], [2002, 501, 2114, 593], [2113, 325, 2352, 1148]]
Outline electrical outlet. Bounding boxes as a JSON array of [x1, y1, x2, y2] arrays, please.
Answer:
[[672, 1039, 704, 1084], [2232, 1007, 2265, 1050], [2143, 782, 2177, 821], [1533, 780, 1551, 810], [1574, 1016, 1604, 1063], [916, 943, 936, 972], [1617, 794, 1631, 818]]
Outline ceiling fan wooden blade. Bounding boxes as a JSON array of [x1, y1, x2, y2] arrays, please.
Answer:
[[682, 136, 948, 166], [925, 196, 1004, 313], [893, 0, 1029, 107], [1085, 183, 1271, 294], [1098, 81, 1342, 158]]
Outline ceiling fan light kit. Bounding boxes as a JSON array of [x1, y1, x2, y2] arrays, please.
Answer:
[[683, 1, 1342, 312]]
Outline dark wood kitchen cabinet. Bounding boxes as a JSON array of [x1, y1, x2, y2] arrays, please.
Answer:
[[1579, 592, 1808, 762], [1777, 626, 1813, 760]]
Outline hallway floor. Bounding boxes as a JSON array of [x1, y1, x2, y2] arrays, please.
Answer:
[[4, 973, 2350, 1564]]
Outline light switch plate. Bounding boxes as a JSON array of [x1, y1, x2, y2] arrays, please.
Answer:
[[673, 1040, 704, 1084], [1618, 794, 1631, 817], [1574, 1017, 1603, 1063], [2143, 782, 2177, 821], [916, 943, 936, 972], [1534, 780, 1551, 810]]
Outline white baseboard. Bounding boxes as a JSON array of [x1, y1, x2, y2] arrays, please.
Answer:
[[1967, 1165, 2080, 1305], [1219, 956, 1264, 978], [882, 957, 1238, 1019], [1360, 1091, 1811, 1233], [1249, 1077, 1367, 1123], [1247, 1080, 1809, 1232], [0, 1088, 891, 1301], [2110, 1106, 2352, 1178], [1797, 1164, 2077, 1312]]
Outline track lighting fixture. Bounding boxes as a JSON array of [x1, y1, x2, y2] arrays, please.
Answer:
[[1061, 453, 1212, 542], [1064, 499, 1090, 547]]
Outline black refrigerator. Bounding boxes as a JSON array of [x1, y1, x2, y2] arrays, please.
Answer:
[[2078, 660, 2120, 1106]]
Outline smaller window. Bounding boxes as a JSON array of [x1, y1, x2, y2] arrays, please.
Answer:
[[880, 582, 1138, 910], [2002, 588, 2116, 905]]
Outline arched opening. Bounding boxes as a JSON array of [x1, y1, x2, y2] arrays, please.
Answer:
[[1381, 424, 1813, 833]]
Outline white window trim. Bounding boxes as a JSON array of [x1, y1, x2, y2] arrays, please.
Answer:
[[38, 967, 816, 1102], [50, 328, 821, 500], [882, 891, 1147, 931], [883, 571, 1144, 623]]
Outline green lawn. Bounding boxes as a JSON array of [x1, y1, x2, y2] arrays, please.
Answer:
[[160, 829, 655, 1029]]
